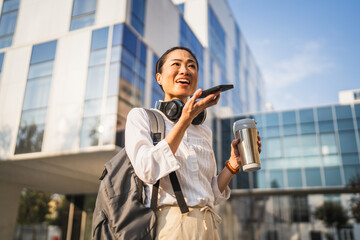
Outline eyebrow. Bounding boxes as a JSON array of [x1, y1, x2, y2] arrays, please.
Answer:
[[170, 58, 196, 63]]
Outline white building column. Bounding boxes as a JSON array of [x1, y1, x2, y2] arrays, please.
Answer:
[[0, 181, 22, 240]]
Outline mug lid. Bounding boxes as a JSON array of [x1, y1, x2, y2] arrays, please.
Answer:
[[233, 118, 257, 132]]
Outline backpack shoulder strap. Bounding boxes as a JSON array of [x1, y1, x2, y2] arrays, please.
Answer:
[[143, 108, 189, 214]]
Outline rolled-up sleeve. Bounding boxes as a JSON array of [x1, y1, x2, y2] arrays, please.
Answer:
[[211, 175, 231, 205], [125, 108, 180, 184]]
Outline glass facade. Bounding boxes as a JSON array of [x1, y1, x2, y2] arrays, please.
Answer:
[[70, 0, 97, 31], [15, 40, 57, 154], [130, 0, 146, 36], [219, 103, 360, 190], [0, 52, 4, 80], [151, 54, 164, 108], [0, 0, 20, 49]]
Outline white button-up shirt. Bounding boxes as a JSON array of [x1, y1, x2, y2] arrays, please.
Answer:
[[125, 108, 230, 208]]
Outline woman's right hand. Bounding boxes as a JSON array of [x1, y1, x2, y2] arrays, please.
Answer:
[[179, 88, 221, 127]]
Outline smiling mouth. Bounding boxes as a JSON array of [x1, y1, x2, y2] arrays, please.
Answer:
[[176, 79, 190, 85]]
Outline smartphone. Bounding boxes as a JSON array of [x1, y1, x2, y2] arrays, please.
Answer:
[[199, 84, 234, 98]]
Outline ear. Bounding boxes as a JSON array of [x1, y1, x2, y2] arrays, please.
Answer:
[[156, 73, 162, 85]]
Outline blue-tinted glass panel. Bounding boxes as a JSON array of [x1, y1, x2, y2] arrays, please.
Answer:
[[139, 42, 147, 64], [0, 35, 12, 49], [22, 77, 51, 110], [266, 112, 279, 127], [341, 153, 360, 165], [254, 171, 266, 188], [177, 3, 184, 15], [15, 124, 45, 154], [282, 111, 297, 125], [2, 0, 19, 12], [131, 0, 146, 36], [80, 117, 100, 147], [20, 109, 47, 126], [317, 106, 333, 121], [323, 155, 340, 166], [70, 14, 95, 31], [303, 156, 321, 167], [318, 121, 334, 133], [355, 104, 360, 118], [265, 126, 280, 138], [110, 45, 122, 63], [221, 119, 232, 163], [0, 52, 5, 72], [282, 124, 298, 136], [85, 66, 105, 99], [123, 25, 137, 54], [320, 133, 337, 155], [108, 62, 120, 96], [305, 168, 322, 187], [28, 62, 54, 79], [283, 136, 301, 157], [91, 27, 109, 50], [299, 109, 314, 123], [337, 119, 354, 131], [338, 131, 358, 154], [301, 134, 319, 156], [343, 165, 360, 185], [266, 138, 282, 158], [324, 167, 342, 186], [89, 48, 107, 66], [121, 48, 136, 70], [335, 105, 352, 119], [269, 170, 284, 188], [300, 122, 316, 134], [112, 24, 124, 46], [287, 169, 302, 188], [72, 0, 96, 17], [267, 158, 287, 170], [30, 40, 57, 64], [286, 157, 303, 168], [0, 11, 17, 36], [83, 99, 102, 118]]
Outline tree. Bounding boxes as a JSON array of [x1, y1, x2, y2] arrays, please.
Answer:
[[314, 201, 349, 239], [17, 188, 52, 224], [348, 173, 360, 223]]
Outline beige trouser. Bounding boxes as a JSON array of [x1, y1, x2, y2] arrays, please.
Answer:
[[155, 206, 222, 240]]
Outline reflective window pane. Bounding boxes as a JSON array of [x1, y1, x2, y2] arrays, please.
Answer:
[[324, 167, 342, 186], [83, 99, 102, 118], [254, 171, 266, 188], [105, 96, 118, 115], [20, 109, 47, 126], [112, 24, 124, 46], [30, 40, 57, 64], [123, 26, 137, 54], [305, 168, 322, 187], [283, 136, 300, 157], [317, 106, 333, 121], [338, 131, 358, 154], [23, 77, 51, 110], [28, 61, 54, 79], [0, 11, 17, 36], [102, 114, 116, 145], [269, 170, 284, 188], [85, 66, 105, 99], [303, 156, 321, 167], [354, 104, 360, 118], [337, 119, 354, 131], [323, 155, 340, 166], [108, 62, 120, 96], [282, 111, 297, 125], [286, 157, 303, 168], [320, 133, 337, 155], [15, 124, 45, 154], [343, 165, 360, 185], [335, 105, 352, 119], [266, 112, 279, 127], [110, 45, 122, 63], [299, 109, 314, 123], [267, 158, 287, 169], [0, 35, 12, 49], [282, 124, 298, 136], [80, 117, 100, 148], [72, 0, 96, 17], [341, 153, 360, 165], [70, 14, 95, 31], [287, 169, 302, 188], [89, 48, 107, 66], [301, 134, 319, 156], [318, 121, 334, 133], [90, 27, 109, 50], [266, 126, 280, 138], [2, 0, 20, 13], [300, 122, 316, 134], [266, 138, 282, 158]]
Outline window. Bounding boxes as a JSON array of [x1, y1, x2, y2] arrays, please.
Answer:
[[290, 196, 309, 222], [335, 105, 352, 119], [80, 27, 109, 148], [269, 170, 284, 188], [70, 0, 97, 31], [283, 136, 301, 157], [130, 0, 146, 36], [287, 169, 303, 188], [15, 40, 57, 154], [151, 54, 164, 107], [282, 111, 297, 125], [324, 167, 342, 186], [0, 52, 4, 79], [208, 6, 226, 72], [305, 168, 322, 187], [338, 131, 358, 154], [301, 134, 319, 156], [299, 109, 314, 123], [0, 0, 20, 49]]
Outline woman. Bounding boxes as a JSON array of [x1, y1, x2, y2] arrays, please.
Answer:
[[125, 46, 261, 239]]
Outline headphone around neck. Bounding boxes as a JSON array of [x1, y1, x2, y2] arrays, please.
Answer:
[[155, 100, 206, 125]]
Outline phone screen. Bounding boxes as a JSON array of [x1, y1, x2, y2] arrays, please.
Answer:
[[199, 84, 234, 98]]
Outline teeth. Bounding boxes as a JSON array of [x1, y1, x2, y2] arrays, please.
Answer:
[[176, 79, 190, 84]]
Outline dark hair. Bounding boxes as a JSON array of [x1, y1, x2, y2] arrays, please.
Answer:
[[155, 46, 199, 74]]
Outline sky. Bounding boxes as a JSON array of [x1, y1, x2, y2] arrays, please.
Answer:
[[227, 0, 360, 111]]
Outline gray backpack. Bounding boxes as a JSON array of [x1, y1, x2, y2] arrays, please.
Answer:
[[92, 109, 189, 240]]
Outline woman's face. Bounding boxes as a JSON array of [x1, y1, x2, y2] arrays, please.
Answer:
[[156, 49, 198, 103]]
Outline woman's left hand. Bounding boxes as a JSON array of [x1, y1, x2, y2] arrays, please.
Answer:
[[228, 131, 262, 171]]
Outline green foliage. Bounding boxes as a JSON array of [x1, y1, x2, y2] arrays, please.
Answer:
[[314, 201, 349, 229], [17, 189, 52, 225], [348, 173, 360, 223]]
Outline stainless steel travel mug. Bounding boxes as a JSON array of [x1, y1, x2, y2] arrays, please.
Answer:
[[233, 119, 261, 172]]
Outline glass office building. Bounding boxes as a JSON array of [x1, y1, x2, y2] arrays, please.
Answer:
[[215, 102, 360, 239], [0, 0, 265, 239]]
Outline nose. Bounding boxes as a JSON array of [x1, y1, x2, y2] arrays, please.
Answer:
[[179, 64, 190, 75]]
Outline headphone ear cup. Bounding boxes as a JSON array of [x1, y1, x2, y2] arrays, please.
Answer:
[[192, 109, 207, 125], [164, 99, 184, 121]]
